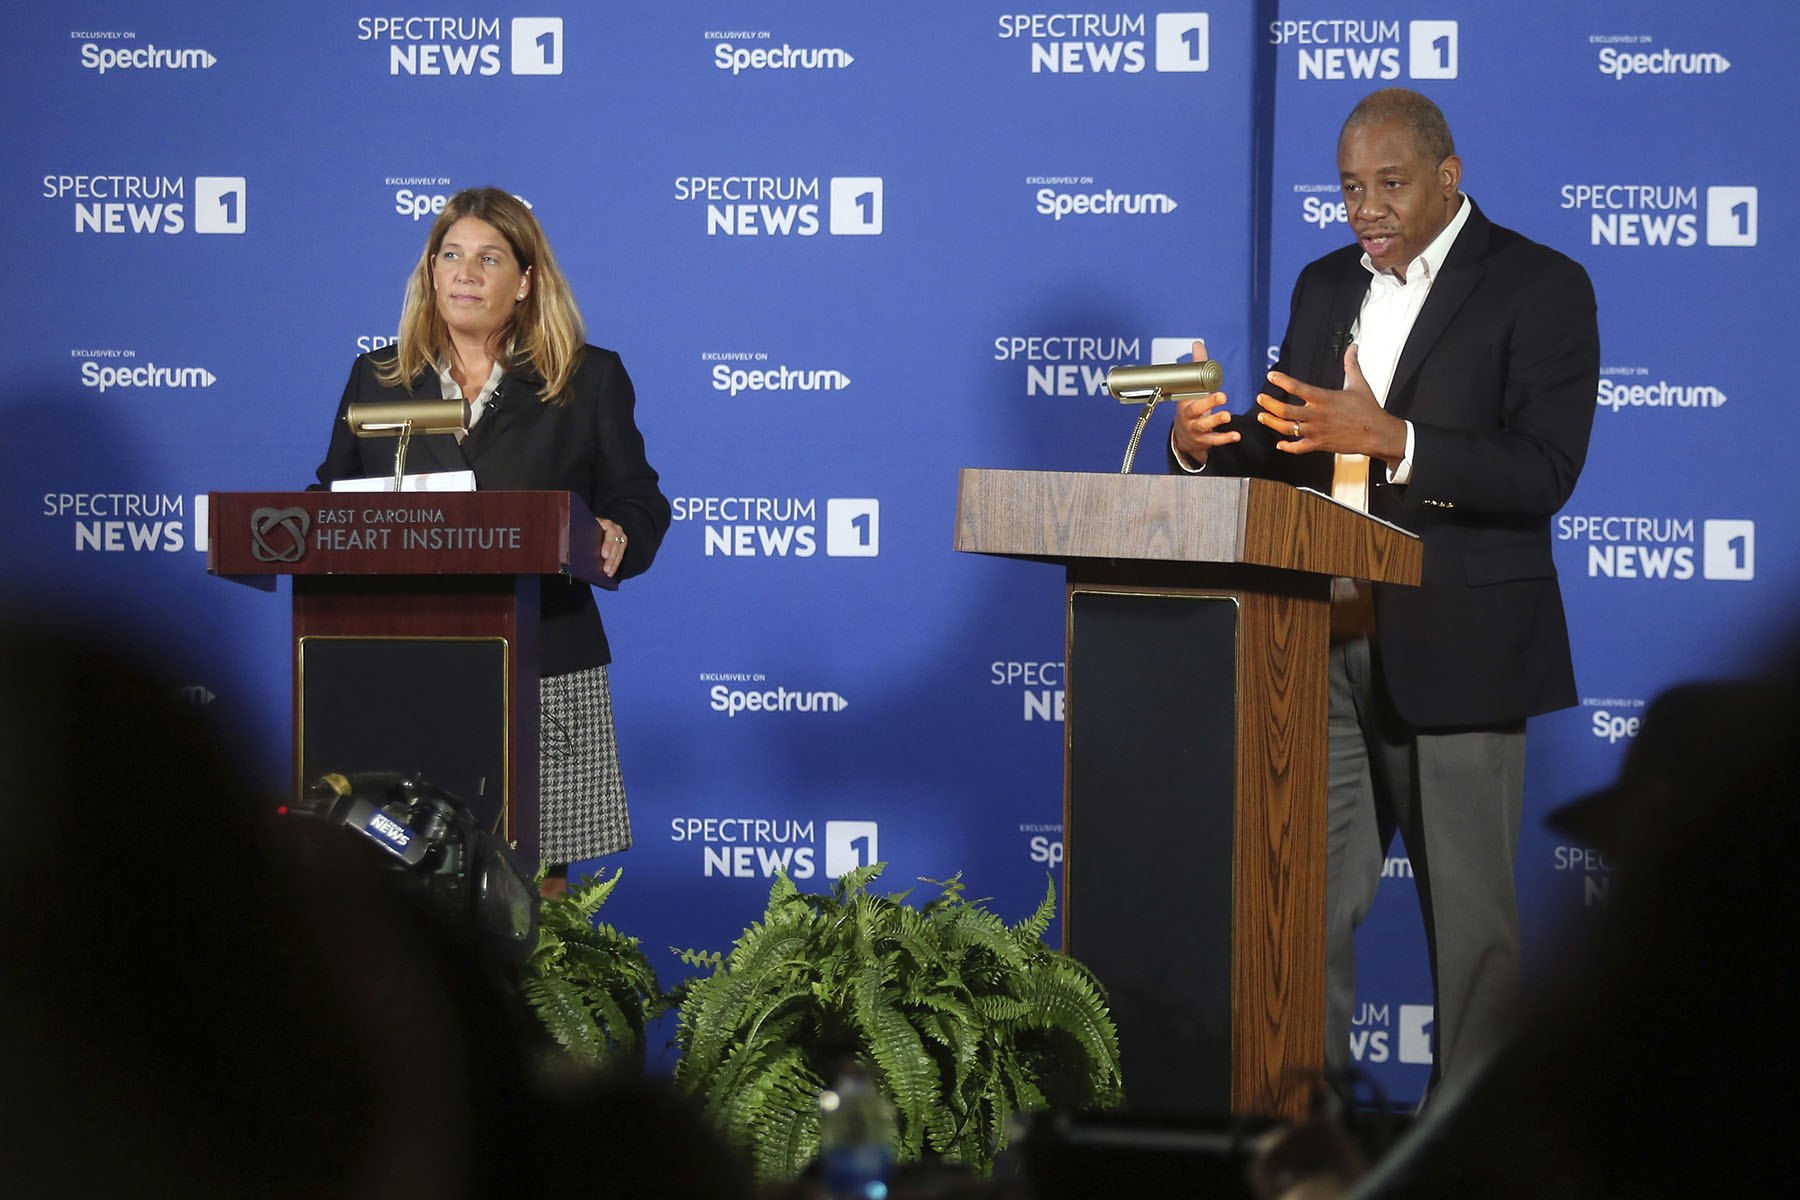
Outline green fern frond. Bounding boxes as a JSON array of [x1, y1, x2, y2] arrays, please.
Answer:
[[722, 1045, 825, 1180], [832, 860, 887, 902], [585, 918, 644, 950], [859, 991, 939, 1160], [940, 907, 1026, 973], [912, 1005, 980, 1101], [1019, 967, 1122, 1081], [712, 1006, 809, 1106], [916, 873, 967, 914], [984, 1060, 1017, 1158], [971, 994, 1033, 1023], [564, 865, 622, 916], [758, 1059, 829, 1180], [765, 868, 802, 910], [913, 989, 980, 1032], [674, 946, 725, 971], [522, 974, 609, 1063], [670, 865, 1122, 1183], [886, 905, 946, 971], [1011, 874, 1057, 948], [998, 1050, 1049, 1115], [589, 987, 639, 1054], [522, 870, 662, 1073], [676, 927, 817, 1085], [555, 938, 629, 979], [921, 1094, 967, 1159]]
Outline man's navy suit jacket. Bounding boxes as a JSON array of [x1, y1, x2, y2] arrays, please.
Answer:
[[1179, 199, 1600, 729]]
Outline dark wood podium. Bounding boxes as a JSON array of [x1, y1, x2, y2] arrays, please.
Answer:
[[954, 469, 1421, 1119], [208, 490, 609, 864]]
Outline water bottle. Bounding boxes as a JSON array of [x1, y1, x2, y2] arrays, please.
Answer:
[[818, 1061, 896, 1200]]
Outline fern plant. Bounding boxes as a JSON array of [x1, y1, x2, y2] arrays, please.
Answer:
[[522, 868, 663, 1072], [670, 864, 1122, 1181]]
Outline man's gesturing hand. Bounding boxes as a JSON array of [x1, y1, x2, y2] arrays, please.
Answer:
[[1171, 339, 1239, 468], [1255, 344, 1406, 462]]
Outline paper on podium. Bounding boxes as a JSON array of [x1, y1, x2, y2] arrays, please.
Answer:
[[331, 470, 477, 493]]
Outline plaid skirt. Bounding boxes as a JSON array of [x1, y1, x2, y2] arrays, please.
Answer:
[[537, 664, 632, 864]]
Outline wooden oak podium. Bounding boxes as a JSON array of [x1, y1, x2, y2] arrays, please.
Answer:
[[208, 490, 610, 865], [954, 469, 1421, 1119]]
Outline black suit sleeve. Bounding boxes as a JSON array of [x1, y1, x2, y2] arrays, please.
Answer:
[[1166, 264, 1335, 491], [314, 358, 368, 487], [579, 352, 670, 583]]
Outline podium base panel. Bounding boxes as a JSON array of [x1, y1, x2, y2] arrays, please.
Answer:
[[1067, 590, 1238, 1116], [299, 636, 511, 839]]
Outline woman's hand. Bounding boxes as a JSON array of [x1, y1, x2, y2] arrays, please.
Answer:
[[596, 517, 628, 578]]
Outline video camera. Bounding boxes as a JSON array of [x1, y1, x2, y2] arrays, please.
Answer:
[[288, 770, 539, 965]]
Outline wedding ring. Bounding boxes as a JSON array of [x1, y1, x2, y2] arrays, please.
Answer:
[[1292, 422, 1300, 437]]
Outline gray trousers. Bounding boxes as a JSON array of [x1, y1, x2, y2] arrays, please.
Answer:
[[1324, 637, 1526, 1091]]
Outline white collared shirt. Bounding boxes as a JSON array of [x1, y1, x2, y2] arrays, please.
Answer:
[[437, 359, 507, 441], [1356, 192, 1472, 485]]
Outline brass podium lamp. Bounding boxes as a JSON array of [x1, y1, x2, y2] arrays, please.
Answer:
[[1107, 359, 1223, 474], [344, 399, 470, 492]]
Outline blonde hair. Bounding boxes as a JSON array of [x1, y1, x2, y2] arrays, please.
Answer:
[[377, 188, 586, 402]]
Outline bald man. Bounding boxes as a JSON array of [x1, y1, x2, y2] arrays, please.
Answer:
[[1170, 88, 1599, 1094]]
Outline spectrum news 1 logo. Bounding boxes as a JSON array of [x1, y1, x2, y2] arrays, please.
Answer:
[[45, 491, 211, 553], [994, 334, 1201, 399], [46, 175, 247, 235], [675, 175, 883, 237], [670, 816, 879, 880], [1562, 184, 1757, 248], [672, 496, 879, 558], [1351, 1001, 1434, 1065], [1271, 18, 1458, 80], [357, 17, 565, 76], [997, 13, 1211, 74], [1559, 515, 1755, 582]]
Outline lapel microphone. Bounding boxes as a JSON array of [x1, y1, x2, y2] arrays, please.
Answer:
[[1328, 325, 1349, 386], [473, 386, 505, 437], [463, 386, 505, 454]]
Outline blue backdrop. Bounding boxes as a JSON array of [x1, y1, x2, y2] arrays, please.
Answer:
[[4, 2, 1793, 1106]]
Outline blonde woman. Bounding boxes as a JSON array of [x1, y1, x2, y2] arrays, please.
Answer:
[[316, 187, 669, 895]]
